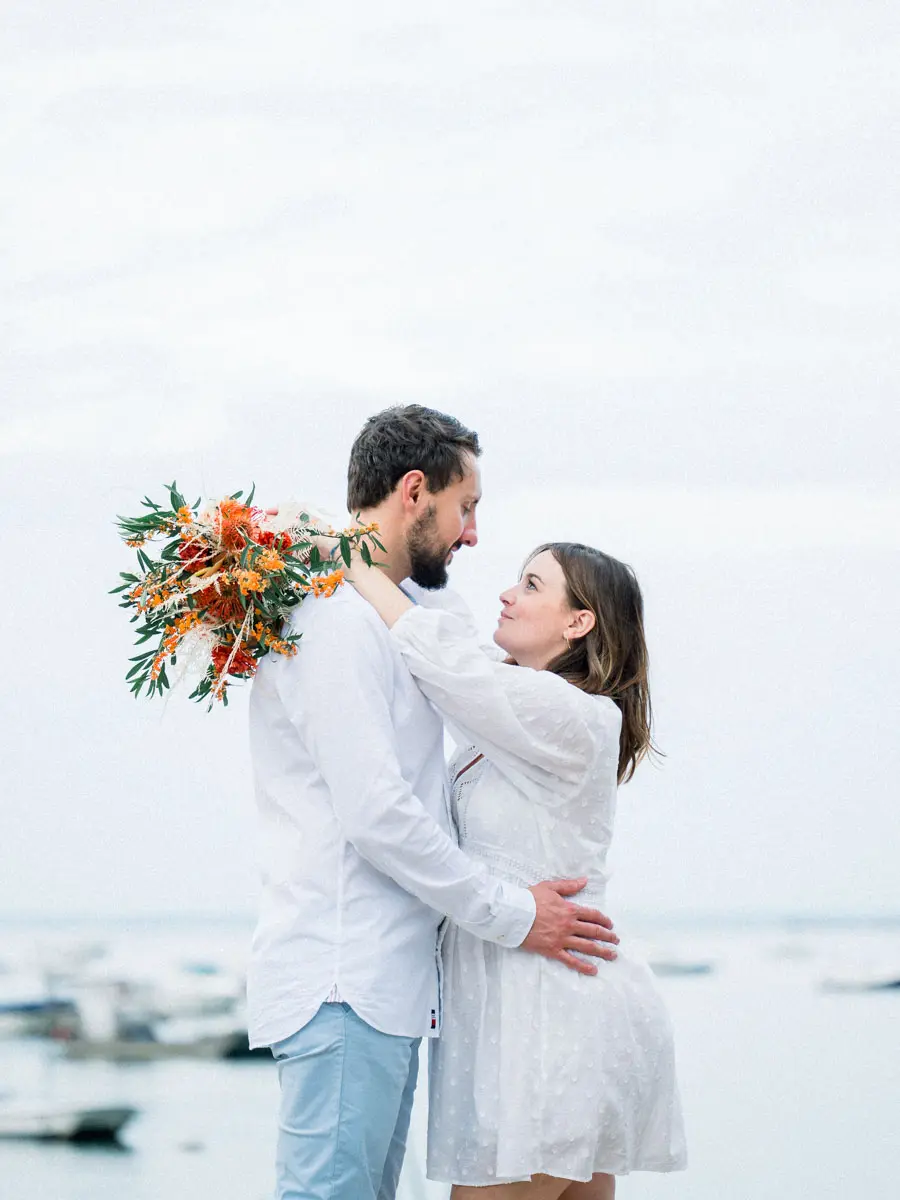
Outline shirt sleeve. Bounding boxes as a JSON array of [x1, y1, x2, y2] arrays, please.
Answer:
[[390, 605, 613, 795], [274, 597, 536, 947]]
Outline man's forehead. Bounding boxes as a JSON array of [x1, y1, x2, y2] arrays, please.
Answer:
[[461, 456, 482, 499]]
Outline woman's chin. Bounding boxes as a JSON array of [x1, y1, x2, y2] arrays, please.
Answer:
[[493, 627, 512, 654]]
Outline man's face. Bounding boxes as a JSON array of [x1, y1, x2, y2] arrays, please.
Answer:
[[406, 455, 482, 589]]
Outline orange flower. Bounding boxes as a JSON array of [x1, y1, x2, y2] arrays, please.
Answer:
[[204, 592, 246, 623], [234, 568, 268, 596], [215, 499, 259, 552], [257, 548, 285, 573], [311, 569, 344, 598]]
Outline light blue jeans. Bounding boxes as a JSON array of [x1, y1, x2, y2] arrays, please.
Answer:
[[270, 1002, 421, 1200]]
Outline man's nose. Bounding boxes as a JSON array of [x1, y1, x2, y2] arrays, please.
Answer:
[[459, 514, 478, 548]]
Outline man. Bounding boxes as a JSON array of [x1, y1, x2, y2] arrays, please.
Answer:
[[247, 406, 618, 1200]]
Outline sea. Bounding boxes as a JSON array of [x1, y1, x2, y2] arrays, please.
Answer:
[[0, 917, 897, 1200]]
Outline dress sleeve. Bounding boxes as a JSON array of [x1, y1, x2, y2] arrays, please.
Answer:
[[390, 605, 614, 794]]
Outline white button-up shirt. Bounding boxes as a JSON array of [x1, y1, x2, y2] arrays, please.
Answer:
[[246, 581, 536, 1048]]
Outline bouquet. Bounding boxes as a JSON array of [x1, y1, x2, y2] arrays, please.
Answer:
[[112, 482, 382, 707]]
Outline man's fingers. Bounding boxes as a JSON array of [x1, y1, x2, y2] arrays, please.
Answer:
[[569, 905, 614, 930], [573, 920, 619, 945], [545, 877, 588, 897], [556, 951, 599, 977], [567, 938, 618, 960]]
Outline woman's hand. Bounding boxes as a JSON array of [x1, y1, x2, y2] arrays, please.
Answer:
[[263, 507, 343, 566], [307, 530, 343, 563]]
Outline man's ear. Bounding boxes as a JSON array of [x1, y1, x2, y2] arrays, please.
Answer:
[[398, 470, 426, 511]]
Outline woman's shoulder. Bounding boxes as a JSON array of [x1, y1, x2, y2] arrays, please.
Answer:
[[520, 663, 621, 720]]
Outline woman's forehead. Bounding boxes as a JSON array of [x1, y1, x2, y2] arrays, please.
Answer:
[[523, 548, 562, 579]]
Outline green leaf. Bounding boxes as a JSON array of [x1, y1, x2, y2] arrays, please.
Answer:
[[246, 482, 256, 505], [340, 536, 351, 569]]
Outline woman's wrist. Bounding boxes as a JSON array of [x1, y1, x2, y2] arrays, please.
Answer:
[[340, 544, 374, 585]]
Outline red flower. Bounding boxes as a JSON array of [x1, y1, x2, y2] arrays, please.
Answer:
[[205, 593, 246, 624], [211, 643, 257, 677], [178, 540, 210, 565]]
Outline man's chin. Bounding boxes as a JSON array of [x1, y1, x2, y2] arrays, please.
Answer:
[[409, 563, 450, 590]]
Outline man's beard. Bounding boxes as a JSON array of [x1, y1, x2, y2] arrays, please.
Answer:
[[407, 504, 454, 590]]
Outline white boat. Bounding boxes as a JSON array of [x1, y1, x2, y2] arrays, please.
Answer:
[[0, 1102, 137, 1141], [63, 1028, 265, 1061]]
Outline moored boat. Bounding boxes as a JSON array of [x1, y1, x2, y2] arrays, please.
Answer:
[[0, 1102, 137, 1142]]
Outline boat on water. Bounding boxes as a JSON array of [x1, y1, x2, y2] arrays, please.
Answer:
[[820, 968, 900, 993], [62, 1027, 267, 1061], [0, 1101, 137, 1142], [0, 998, 80, 1039], [648, 959, 715, 977]]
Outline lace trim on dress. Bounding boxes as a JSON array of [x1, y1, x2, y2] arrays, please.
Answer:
[[462, 840, 608, 906]]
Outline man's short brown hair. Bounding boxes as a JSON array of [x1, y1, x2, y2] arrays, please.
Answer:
[[347, 405, 481, 512]]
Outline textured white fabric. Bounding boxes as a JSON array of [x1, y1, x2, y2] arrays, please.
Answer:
[[246, 583, 536, 1049], [389, 606, 688, 1184]]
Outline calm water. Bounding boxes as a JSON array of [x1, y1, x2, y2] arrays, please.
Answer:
[[1, 920, 898, 1200]]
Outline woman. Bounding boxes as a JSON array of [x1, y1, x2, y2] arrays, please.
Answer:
[[342, 539, 687, 1199]]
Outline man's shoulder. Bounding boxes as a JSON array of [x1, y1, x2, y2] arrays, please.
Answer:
[[288, 584, 387, 638]]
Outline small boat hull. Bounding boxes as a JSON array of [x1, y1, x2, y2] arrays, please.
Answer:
[[0, 1105, 137, 1142]]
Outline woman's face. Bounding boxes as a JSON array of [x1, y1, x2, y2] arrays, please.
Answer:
[[493, 549, 593, 669]]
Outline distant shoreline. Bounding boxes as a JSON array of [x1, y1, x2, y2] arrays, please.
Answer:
[[2, 911, 899, 930]]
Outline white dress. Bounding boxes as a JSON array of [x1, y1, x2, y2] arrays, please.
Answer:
[[389, 606, 688, 1185]]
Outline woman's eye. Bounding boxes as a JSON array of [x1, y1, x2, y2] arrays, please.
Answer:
[[525, 579, 536, 590]]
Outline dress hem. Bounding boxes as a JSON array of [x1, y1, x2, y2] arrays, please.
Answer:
[[426, 1157, 688, 1185]]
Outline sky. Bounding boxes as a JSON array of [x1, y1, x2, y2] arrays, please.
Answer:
[[1, 1, 898, 921]]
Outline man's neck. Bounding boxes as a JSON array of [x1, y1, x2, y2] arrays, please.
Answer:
[[355, 506, 409, 585]]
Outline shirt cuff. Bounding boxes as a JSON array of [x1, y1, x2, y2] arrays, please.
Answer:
[[488, 881, 536, 948]]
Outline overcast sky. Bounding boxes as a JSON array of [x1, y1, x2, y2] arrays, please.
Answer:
[[2, 2, 898, 922]]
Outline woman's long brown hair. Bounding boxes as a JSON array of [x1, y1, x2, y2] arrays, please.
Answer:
[[528, 542, 660, 784]]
